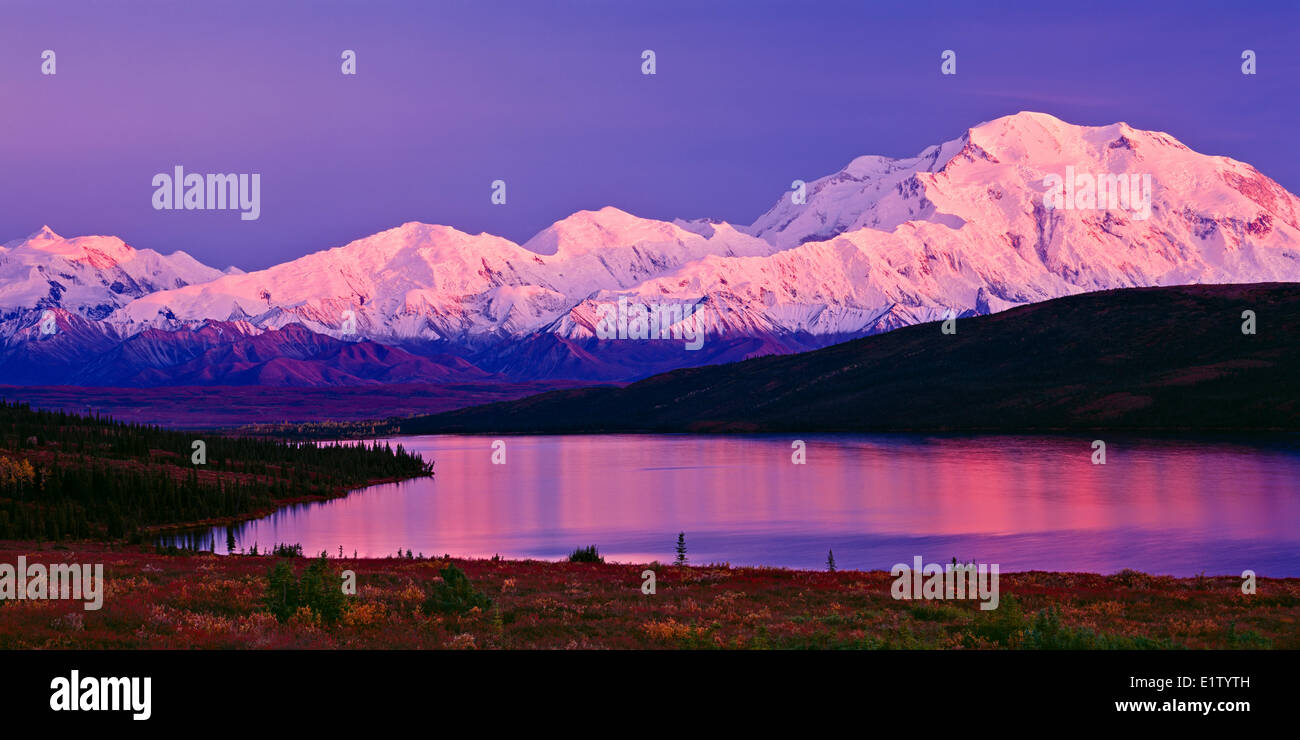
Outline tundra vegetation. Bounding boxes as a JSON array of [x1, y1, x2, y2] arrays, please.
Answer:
[[0, 543, 1293, 650]]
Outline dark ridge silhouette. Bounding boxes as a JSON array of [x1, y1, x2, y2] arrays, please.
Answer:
[[397, 283, 1300, 434]]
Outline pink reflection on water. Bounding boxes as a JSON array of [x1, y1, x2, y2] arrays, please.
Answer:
[[182, 434, 1300, 576]]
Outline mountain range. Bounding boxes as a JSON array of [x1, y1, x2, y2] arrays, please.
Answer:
[[3, 111, 1299, 386]]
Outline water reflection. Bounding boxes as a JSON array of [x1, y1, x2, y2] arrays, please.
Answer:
[[160, 434, 1300, 576]]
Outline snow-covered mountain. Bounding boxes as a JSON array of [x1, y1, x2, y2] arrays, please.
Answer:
[[4, 111, 1300, 385], [0, 226, 235, 322], [560, 112, 1300, 349], [109, 209, 774, 346]]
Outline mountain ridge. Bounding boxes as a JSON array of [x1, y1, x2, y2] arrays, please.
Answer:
[[5, 111, 1300, 385]]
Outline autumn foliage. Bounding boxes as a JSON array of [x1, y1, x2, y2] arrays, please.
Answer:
[[1, 543, 1294, 650]]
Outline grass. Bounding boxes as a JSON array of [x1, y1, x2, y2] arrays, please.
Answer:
[[1, 543, 1295, 650]]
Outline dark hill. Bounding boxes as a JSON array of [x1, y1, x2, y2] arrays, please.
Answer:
[[398, 283, 1300, 434]]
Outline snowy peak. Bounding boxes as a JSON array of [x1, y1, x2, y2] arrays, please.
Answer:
[[15, 225, 62, 245], [111, 203, 776, 342], [348, 221, 526, 261], [6, 227, 135, 268], [956, 112, 1179, 173], [963, 110, 1078, 160], [110, 220, 549, 336], [523, 206, 692, 257], [960, 112, 1195, 168], [746, 128, 975, 249], [749, 110, 1300, 252], [0, 227, 228, 321]]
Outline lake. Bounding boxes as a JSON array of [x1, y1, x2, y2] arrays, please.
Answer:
[[162, 434, 1300, 576]]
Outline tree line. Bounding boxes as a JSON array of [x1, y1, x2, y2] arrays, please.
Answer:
[[0, 401, 432, 541]]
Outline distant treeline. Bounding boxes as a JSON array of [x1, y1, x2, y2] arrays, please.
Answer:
[[235, 419, 404, 441], [0, 401, 432, 541]]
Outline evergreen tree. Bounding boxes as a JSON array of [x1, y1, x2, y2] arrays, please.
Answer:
[[422, 564, 491, 615], [675, 532, 687, 566], [0, 400, 432, 540], [263, 555, 345, 623]]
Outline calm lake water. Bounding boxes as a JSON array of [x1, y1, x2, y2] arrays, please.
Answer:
[[163, 434, 1300, 576]]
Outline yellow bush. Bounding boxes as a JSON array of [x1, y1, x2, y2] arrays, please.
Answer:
[[341, 601, 387, 627], [642, 618, 697, 641], [288, 606, 321, 629], [0, 457, 36, 488]]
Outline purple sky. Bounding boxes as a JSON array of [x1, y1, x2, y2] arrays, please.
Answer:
[[1, 0, 1296, 270]]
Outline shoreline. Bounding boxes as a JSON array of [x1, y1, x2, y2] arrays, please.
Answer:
[[5, 539, 1294, 579], [139, 473, 431, 536]]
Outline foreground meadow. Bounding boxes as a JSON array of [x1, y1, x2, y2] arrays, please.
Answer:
[[1, 543, 1295, 650]]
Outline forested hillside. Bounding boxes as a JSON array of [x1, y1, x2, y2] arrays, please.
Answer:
[[0, 401, 431, 540]]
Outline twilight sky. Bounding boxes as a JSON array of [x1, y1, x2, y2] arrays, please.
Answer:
[[0, 0, 1296, 270]]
